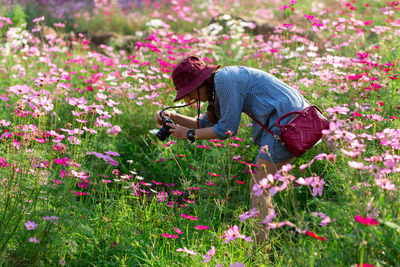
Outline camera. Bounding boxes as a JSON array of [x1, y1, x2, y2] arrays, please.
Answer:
[[156, 112, 175, 141]]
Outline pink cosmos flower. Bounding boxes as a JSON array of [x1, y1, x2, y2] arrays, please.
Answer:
[[32, 16, 44, 23], [252, 174, 274, 196], [25, 220, 38, 230], [354, 215, 379, 226], [8, 84, 31, 95], [311, 176, 325, 197], [161, 233, 178, 239], [203, 246, 216, 263], [265, 221, 294, 230], [296, 177, 313, 186], [262, 208, 277, 224], [312, 212, 333, 227], [181, 214, 198, 220], [348, 161, 365, 169], [174, 227, 183, 234], [176, 247, 197, 255], [29, 237, 40, 243], [195, 225, 210, 230], [238, 208, 259, 222], [220, 225, 253, 243], [107, 125, 121, 136], [157, 191, 168, 202], [208, 172, 221, 177], [269, 181, 289, 197], [375, 178, 396, 191]]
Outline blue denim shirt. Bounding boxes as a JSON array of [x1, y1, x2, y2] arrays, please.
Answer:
[[200, 66, 309, 147]]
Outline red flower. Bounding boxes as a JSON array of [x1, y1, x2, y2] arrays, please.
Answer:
[[305, 231, 326, 241], [354, 215, 379, 226]]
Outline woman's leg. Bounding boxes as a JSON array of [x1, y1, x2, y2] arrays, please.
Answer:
[[250, 157, 294, 245]]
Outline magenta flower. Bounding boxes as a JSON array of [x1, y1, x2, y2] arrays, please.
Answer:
[[355, 215, 379, 226], [174, 227, 183, 234], [195, 225, 210, 230], [181, 214, 198, 220], [161, 233, 178, 239], [208, 172, 221, 177], [203, 246, 216, 263], [157, 191, 168, 202], [24, 220, 38, 230]]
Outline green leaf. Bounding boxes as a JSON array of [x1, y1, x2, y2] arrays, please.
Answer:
[[381, 220, 400, 232]]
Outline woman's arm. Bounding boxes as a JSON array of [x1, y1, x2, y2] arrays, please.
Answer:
[[166, 124, 217, 140], [167, 111, 200, 129]]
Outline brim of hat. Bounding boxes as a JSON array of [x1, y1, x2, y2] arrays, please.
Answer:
[[173, 64, 221, 102]]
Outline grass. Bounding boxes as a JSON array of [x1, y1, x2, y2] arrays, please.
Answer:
[[0, 0, 399, 266]]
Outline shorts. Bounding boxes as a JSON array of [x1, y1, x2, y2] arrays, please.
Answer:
[[255, 126, 294, 163]]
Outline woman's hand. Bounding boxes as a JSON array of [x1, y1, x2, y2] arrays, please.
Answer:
[[155, 110, 171, 126], [166, 123, 189, 140]]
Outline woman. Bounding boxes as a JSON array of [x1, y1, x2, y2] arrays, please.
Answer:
[[155, 55, 309, 243]]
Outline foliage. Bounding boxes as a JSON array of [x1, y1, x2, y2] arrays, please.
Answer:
[[0, 0, 399, 266]]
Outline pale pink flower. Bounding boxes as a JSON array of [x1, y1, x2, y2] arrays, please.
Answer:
[[107, 125, 121, 136], [375, 178, 396, 191], [269, 181, 289, 197], [348, 161, 365, 169], [265, 221, 287, 229], [311, 177, 325, 197], [176, 247, 197, 255], [252, 174, 274, 196], [220, 225, 253, 243], [33, 16, 44, 23], [8, 84, 31, 95], [29, 237, 40, 243], [238, 208, 259, 222], [25, 220, 38, 230], [262, 208, 277, 224], [203, 246, 216, 263], [296, 177, 313, 186]]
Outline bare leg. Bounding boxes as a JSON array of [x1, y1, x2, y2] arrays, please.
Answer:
[[250, 157, 294, 245]]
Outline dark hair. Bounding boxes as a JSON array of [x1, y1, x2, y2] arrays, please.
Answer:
[[202, 72, 220, 125]]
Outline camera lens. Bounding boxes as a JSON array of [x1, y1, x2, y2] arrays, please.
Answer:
[[156, 125, 171, 141]]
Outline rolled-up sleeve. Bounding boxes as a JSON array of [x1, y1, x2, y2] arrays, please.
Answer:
[[199, 112, 212, 128], [213, 68, 248, 139]]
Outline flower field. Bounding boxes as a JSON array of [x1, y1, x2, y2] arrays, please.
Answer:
[[0, 0, 399, 266]]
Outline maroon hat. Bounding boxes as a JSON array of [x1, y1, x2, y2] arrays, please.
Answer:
[[172, 56, 220, 102]]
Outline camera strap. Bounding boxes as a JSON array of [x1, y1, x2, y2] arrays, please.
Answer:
[[159, 100, 198, 116]]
